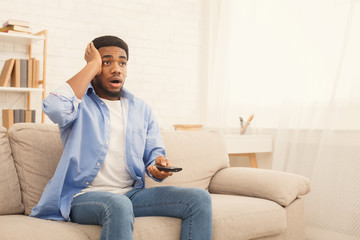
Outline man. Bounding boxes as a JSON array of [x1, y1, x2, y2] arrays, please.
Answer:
[[30, 35, 212, 240]]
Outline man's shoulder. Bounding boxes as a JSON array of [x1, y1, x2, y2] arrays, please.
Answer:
[[123, 88, 150, 108], [132, 97, 152, 111], [127, 95, 153, 118]]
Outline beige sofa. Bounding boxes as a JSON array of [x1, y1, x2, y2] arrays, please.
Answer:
[[0, 123, 310, 240]]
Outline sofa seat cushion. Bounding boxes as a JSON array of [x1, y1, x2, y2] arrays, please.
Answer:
[[0, 126, 24, 215], [133, 217, 182, 240], [61, 216, 182, 240], [0, 215, 182, 240], [211, 194, 287, 240], [0, 195, 286, 240], [65, 194, 287, 240], [0, 215, 90, 240]]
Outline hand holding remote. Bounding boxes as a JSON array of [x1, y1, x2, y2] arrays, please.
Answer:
[[147, 156, 176, 180]]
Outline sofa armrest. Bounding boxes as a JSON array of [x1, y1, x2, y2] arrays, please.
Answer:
[[209, 167, 310, 207]]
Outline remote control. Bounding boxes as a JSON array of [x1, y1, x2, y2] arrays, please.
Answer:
[[156, 165, 182, 172]]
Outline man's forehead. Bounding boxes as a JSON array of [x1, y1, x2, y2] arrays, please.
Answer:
[[99, 46, 127, 58]]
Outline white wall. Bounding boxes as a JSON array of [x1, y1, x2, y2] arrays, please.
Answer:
[[0, 0, 208, 129]]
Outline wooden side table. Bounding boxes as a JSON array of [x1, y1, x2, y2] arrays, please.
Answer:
[[225, 135, 272, 168], [173, 124, 203, 131]]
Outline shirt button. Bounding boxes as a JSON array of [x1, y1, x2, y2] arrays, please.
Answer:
[[86, 182, 89, 185], [107, 120, 110, 124], [105, 142, 109, 145], [97, 163, 101, 166], [101, 102, 104, 105]]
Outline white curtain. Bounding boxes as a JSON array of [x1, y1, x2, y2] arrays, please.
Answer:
[[205, 0, 360, 238], [204, 0, 232, 129]]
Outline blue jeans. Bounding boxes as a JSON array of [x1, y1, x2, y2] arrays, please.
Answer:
[[70, 186, 212, 240]]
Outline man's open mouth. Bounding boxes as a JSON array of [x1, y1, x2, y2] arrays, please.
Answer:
[[110, 80, 121, 83], [109, 79, 122, 88]]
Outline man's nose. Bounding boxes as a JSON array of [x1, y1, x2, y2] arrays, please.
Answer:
[[111, 63, 121, 74]]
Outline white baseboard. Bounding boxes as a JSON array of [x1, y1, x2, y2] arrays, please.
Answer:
[[306, 227, 360, 240]]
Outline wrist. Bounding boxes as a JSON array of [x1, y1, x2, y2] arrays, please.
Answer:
[[87, 60, 101, 75]]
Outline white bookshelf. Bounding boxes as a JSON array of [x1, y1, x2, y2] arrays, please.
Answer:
[[0, 32, 45, 43], [0, 30, 47, 127]]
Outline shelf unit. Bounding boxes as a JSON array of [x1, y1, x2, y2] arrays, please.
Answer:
[[0, 30, 47, 123], [0, 86, 43, 93]]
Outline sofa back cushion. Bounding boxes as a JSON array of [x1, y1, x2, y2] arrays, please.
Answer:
[[146, 130, 230, 189], [0, 126, 24, 215], [8, 123, 63, 215]]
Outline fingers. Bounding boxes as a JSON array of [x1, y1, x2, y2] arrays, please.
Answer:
[[88, 42, 96, 52], [160, 158, 168, 166], [84, 42, 98, 60], [84, 43, 92, 61], [156, 156, 172, 167], [147, 165, 173, 180], [84, 42, 102, 75], [149, 156, 174, 180]]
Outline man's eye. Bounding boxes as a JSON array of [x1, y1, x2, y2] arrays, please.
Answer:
[[120, 62, 127, 66], [103, 61, 111, 65]]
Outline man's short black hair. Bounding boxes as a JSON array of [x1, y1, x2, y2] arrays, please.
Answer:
[[92, 35, 129, 60]]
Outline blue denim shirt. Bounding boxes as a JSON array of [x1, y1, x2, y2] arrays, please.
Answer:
[[30, 84, 165, 221]]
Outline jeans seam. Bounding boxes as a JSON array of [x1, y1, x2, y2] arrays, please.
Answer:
[[133, 201, 193, 239], [72, 201, 110, 240]]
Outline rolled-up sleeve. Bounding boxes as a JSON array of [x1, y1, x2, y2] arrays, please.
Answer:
[[43, 83, 82, 127]]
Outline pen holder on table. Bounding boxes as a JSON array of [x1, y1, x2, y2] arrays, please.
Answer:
[[240, 114, 254, 135], [240, 121, 251, 134]]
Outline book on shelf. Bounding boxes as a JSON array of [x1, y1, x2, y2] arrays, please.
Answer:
[[0, 58, 15, 87], [33, 59, 40, 88], [3, 19, 30, 28], [11, 59, 20, 87], [28, 59, 33, 88], [20, 59, 28, 88], [2, 109, 36, 129], [2, 109, 14, 130], [0, 58, 40, 88], [25, 109, 36, 123], [13, 109, 22, 123], [2, 30, 30, 35], [0, 25, 32, 34]]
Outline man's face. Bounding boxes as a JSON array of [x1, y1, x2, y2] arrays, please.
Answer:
[[92, 46, 128, 100]]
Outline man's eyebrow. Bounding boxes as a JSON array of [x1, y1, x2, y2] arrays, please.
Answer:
[[102, 55, 113, 59], [102, 55, 127, 60]]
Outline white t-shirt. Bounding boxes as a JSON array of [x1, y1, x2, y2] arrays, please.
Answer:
[[79, 97, 134, 195]]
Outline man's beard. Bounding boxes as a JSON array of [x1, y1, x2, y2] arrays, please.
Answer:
[[92, 77, 122, 98]]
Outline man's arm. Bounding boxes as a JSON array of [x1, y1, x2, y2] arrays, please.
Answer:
[[67, 42, 102, 99], [141, 104, 174, 180], [42, 43, 101, 126], [42, 83, 81, 126]]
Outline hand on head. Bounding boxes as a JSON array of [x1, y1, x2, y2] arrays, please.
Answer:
[[84, 42, 102, 75]]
